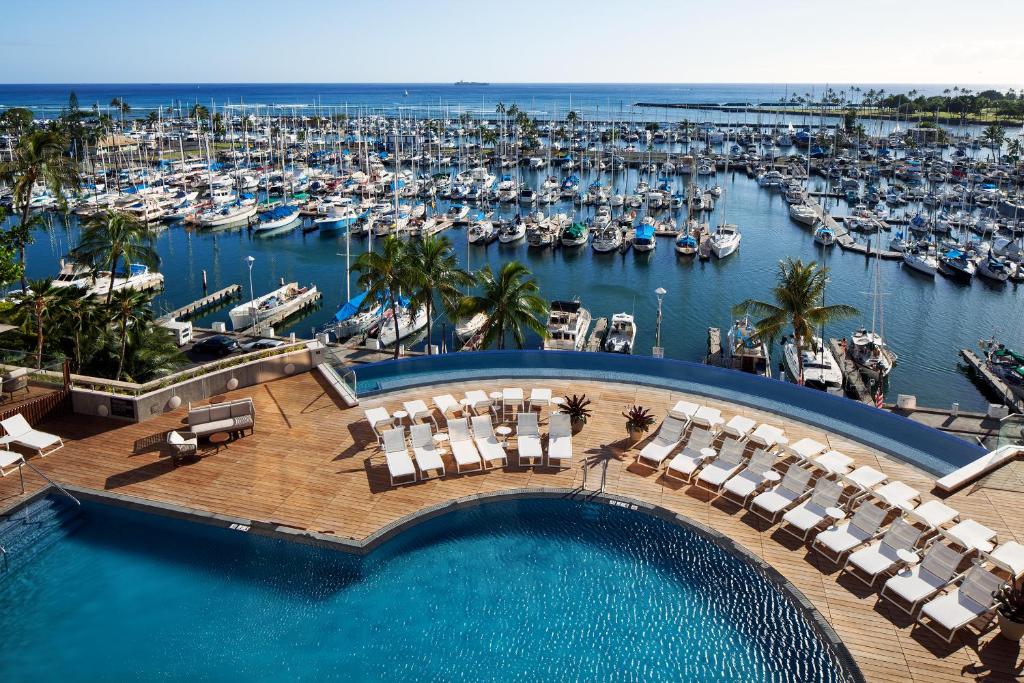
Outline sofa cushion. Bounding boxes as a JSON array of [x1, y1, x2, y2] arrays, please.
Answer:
[[230, 400, 252, 418], [210, 404, 231, 422], [191, 418, 237, 436], [187, 407, 211, 426]]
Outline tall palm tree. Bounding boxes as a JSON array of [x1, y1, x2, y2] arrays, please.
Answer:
[[54, 286, 101, 373], [0, 129, 79, 290], [11, 278, 65, 368], [353, 236, 410, 360], [108, 288, 154, 381], [731, 258, 857, 383], [406, 236, 472, 354], [74, 210, 160, 304], [458, 261, 548, 350]]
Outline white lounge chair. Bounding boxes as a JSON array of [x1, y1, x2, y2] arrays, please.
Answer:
[[695, 440, 749, 490], [721, 415, 756, 441], [747, 423, 787, 449], [432, 394, 462, 421], [749, 465, 814, 523], [471, 415, 507, 469], [785, 437, 827, 463], [812, 450, 854, 477], [0, 414, 64, 457], [880, 542, 965, 616], [871, 480, 921, 511], [409, 424, 445, 480], [381, 428, 417, 487], [463, 390, 493, 415], [501, 387, 524, 421], [917, 566, 1003, 643], [665, 428, 715, 483], [527, 387, 552, 414], [941, 519, 997, 555], [984, 541, 1024, 580], [844, 518, 924, 586], [402, 400, 438, 429], [935, 444, 1024, 493], [0, 449, 25, 479], [516, 412, 543, 466], [781, 478, 845, 541], [636, 417, 686, 469], [547, 413, 573, 468], [447, 418, 484, 474], [721, 449, 780, 504], [843, 465, 888, 502], [668, 400, 700, 423], [813, 501, 888, 563], [907, 500, 959, 533], [364, 407, 394, 445], [690, 406, 724, 432]]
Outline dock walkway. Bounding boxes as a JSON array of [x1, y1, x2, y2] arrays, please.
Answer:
[[159, 285, 241, 322], [960, 349, 1024, 413]]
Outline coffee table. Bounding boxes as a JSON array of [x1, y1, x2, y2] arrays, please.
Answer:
[[208, 432, 231, 451]]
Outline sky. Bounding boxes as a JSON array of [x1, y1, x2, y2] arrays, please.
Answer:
[[1, 0, 1022, 85]]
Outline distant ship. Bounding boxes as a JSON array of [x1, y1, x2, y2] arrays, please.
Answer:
[[455, 80, 489, 86]]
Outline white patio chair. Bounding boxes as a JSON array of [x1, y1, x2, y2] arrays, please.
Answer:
[[871, 480, 921, 511], [721, 449, 780, 504], [409, 424, 445, 480], [447, 417, 484, 474], [785, 437, 827, 463], [813, 501, 888, 563], [749, 465, 814, 523], [984, 541, 1024, 580], [516, 412, 543, 466], [547, 413, 573, 468], [780, 477, 845, 541], [471, 415, 507, 469], [463, 390, 493, 416], [381, 427, 416, 487], [432, 394, 462, 421], [501, 387, 524, 421], [665, 428, 715, 483], [721, 415, 756, 441], [695, 439, 748, 490], [812, 450, 854, 477], [941, 519, 998, 555], [690, 406, 724, 433], [668, 400, 700, 424], [364, 406, 394, 445], [844, 518, 924, 586], [880, 542, 965, 616], [747, 423, 786, 449], [636, 416, 686, 470], [917, 566, 1002, 643], [0, 414, 64, 457], [906, 500, 959, 533], [402, 399, 438, 429], [527, 388, 552, 414]]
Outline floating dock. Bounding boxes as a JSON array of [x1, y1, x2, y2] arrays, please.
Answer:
[[159, 285, 242, 322], [829, 338, 873, 404], [235, 288, 322, 336], [705, 327, 723, 366], [960, 349, 1024, 413], [586, 317, 608, 352]]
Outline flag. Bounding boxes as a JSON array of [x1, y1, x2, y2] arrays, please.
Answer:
[[873, 381, 884, 409]]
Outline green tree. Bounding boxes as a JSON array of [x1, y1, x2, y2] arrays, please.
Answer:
[[10, 278, 65, 367], [353, 236, 411, 360], [189, 103, 210, 121], [107, 288, 153, 381], [74, 210, 160, 304], [981, 124, 1006, 161], [54, 286, 102, 373], [0, 108, 34, 135], [731, 258, 857, 383], [406, 236, 472, 354], [0, 129, 79, 290], [458, 261, 548, 350], [0, 207, 23, 287], [116, 321, 185, 383]]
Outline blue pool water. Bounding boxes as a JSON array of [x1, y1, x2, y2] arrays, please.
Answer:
[[0, 496, 856, 682]]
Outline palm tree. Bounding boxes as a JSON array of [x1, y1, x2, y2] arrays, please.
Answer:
[[108, 289, 154, 381], [353, 236, 410, 360], [982, 124, 1006, 161], [406, 236, 472, 354], [0, 129, 79, 290], [54, 286, 101, 373], [731, 258, 857, 383], [117, 322, 185, 382], [74, 210, 160, 304], [189, 103, 209, 120], [458, 261, 548, 350], [11, 279, 65, 368]]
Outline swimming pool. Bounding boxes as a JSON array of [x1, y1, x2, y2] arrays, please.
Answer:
[[0, 495, 858, 682]]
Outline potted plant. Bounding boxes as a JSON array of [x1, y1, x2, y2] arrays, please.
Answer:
[[993, 582, 1024, 641], [623, 405, 655, 443], [561, 394, 592, 435]]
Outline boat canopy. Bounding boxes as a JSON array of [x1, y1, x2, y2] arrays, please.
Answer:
[[565, 223, 586, 238], [551, 300, 581, 313], [944, 249, 964, 259], [635, 224, 655, 240], [335, 291, 370, 322]]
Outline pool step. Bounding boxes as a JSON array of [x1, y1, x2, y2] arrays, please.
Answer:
[[0, 496, 83, 578]]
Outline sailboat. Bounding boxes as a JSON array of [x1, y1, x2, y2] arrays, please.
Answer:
[[850, 225, 897, 380], [710, 183, 740, 259]]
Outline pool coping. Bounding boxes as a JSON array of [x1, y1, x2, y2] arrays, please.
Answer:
[[9, 482, 864, 683]]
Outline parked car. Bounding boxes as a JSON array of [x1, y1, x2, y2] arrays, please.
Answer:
[[192, 335, 240, 357], [241, 338, 285, 351]]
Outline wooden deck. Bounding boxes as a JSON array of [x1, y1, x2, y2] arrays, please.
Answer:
[[1, 371, 1022, 682]]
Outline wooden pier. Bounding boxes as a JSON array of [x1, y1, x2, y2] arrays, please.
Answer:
[[960, 349, 1024, 413], [705, 327, 723, 366], [829, 338, 873, 404], [159, 285, 241, 322], [235, 289, 322, 336], [586, 317, 608, 352]]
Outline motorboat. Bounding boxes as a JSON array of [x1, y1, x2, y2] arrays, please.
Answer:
[[446, 204, 470, 224], [788, 203, 819, 227], [228, 282, 318, 331], [455, 312, 488, 341], [723, 317, 771, 377], [602, 312, 636, 354], [543, 300, 591, 351], [89, 263, 164, 299], [253, 203, 301, 233], [633, 223, 656, 252], [314, 203, 359, 234], [51, 259, 93, 289]]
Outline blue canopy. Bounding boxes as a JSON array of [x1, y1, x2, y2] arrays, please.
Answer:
[[335, 291, 369, 322], [944, 249, 963, 259], [635, 224, 655, 240]]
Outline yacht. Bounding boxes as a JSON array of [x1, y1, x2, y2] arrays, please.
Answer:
[[51, 260, 93, 289], [373, 304, 429, 348], [902, 244, 938, 276], [710, 224, 741, 259], [446, 204, 470, 224], [543, 300, 592, 351], [455, 312, 488, 342], [976, 253, 1010, 283], [813, 224, 836, 246], [602, 313, 636, 354], [197, 202, 257, 228], [789, 203, 819, 227], [561, 222, 589, 248], [228, 282, 319, 331], [782, 336, 844, 394], [633, 223, 656, 252], [314, 203, 359, 235], [253, 204, 301, 233], [938, 248, 976, 280], [849, 329, 897, 381], [591, 225, 622, 253], [325, 290, 383, 340], [723, 317, 771, 377], [467, 214, 497, 245]]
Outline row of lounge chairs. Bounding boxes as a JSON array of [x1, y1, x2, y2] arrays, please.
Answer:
[[635, 400, 1024, 645]]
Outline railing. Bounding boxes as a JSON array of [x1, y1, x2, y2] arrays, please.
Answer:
[[22, 461, 80, 506]]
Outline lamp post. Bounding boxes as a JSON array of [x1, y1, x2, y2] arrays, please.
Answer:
[[654, 287, 666, 357], [245, 255, 258, 331]]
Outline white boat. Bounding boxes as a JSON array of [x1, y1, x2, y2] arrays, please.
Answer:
[[849, 329, 897, 380], [976, 254, 1011, 283], [89, 264, 164, 298], [813, 224, 836, 246], [782, 336, 844, 394], [253, 204, 301, 233], [497, 218, 526, 243], [561, 222, 589, 247], [314, 203, 359, 234], [446, 204, 470, 224], [373, 304, 428, 347], [327, 290, 383, 340], [789, 203, 819, 227], [591, 225, 622, 253], [543, 300, 591, 351], [468, 216, 496, 245], [455, 312, 488, 341], [902, 244, 938, 276], [710, 224, 741, 259], [198, 202, 257, 228], [51, 260, 93, 289], [228, 282, 318, 331], [602, 313, 636, 354], [723, 317, 771, 377]]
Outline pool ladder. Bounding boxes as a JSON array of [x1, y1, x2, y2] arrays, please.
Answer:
[[579, 460, 608, 495], [9, 459, 80, 506]]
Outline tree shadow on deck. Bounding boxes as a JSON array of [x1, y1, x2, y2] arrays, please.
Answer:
[[104, 458, 177, 490]]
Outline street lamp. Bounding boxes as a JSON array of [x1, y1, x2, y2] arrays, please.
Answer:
[[654, 287, 666, 357], [245, 255, 258, 331]]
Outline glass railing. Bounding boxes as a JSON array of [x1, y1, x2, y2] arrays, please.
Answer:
[[340, 350, 985, 477]]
